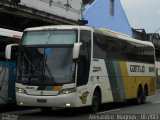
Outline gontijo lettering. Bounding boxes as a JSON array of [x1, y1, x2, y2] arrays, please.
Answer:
[[130, 65, 145, 72], [149, 67, 155, 72]]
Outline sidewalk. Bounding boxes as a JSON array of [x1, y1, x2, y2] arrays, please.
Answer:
[[156, 89, 160, 93]]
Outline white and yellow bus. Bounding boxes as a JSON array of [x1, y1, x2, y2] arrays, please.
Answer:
[[6, 25, 156, 112]]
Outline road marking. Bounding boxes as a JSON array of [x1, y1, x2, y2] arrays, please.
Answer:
[[97, 109, 121, 114], [97, 100, 160, 114], [153, 101, 160, 104], [1, 109, 40, 115]]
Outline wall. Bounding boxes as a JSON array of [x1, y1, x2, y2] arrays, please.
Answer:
[[83, 0, 133, 36], [19, 0, 82, 21]]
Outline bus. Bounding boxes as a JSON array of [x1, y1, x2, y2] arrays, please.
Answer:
[[6, 25, 156, 112], [155, 49, 160, 88], [0, 28, 22, 105]]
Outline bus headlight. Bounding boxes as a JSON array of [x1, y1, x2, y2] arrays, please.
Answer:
[[16, 87, 27, 94], [59, 88, 76, 94]]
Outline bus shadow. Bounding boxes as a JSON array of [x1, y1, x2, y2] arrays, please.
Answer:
[[23, 101, 152, 117], [0, 105, 37, 113]]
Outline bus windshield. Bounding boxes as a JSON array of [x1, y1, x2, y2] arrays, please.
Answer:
[[17, 46, 75, 85], [22, 30, 77, 45], [17, 30, 77, 85]]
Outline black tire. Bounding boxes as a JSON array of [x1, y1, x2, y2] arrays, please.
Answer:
[[135, 87, 143, 105], [90, 90, 100, 113], [141, 89, 146, 104]]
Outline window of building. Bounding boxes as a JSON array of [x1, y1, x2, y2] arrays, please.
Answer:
[[110, 0, 114, 16]]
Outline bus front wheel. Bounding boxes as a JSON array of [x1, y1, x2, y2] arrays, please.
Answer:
[[90, 90, 100, 113]]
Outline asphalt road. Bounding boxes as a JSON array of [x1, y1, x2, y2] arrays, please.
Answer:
[[1, 90, 160, 120]]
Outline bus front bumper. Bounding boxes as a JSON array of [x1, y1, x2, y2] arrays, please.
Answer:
[[16, 92, 77, 108]]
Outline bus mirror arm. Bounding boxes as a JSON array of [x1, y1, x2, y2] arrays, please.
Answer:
[[73, 42, 82, 60]]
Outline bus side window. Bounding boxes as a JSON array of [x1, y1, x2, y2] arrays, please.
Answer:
[[77, 30, 91, 87]]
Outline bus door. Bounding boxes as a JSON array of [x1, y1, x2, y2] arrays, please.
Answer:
[[0, 62, 9, 104], [76, 30, 91, 105], [0, 62, 16, 104]]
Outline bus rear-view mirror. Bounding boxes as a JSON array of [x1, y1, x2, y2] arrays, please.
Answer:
[[73, 42, 82, 60]]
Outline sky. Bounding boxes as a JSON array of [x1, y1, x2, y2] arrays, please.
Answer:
[[120, 0, 160, 34]]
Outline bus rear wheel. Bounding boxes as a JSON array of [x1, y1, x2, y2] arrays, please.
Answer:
[[141, 88, 147, 104], [90, 90, 100, 113], [135, 86, 145, 105]]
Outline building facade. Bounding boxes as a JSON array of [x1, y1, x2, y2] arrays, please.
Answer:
[[0, 0, 83, 31], [83, 0, 133, 36]]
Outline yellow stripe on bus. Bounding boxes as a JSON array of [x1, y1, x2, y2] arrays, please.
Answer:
[[119, 61, 132, 99], [119, 61, 156, 99], [52, 86, 62, 91]]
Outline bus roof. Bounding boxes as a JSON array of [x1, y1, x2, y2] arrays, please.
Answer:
[[24, 25, 91, 31], [24, 25, 154, 47], [95, 28, 154, 47], [0, 28, 23, 39]]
